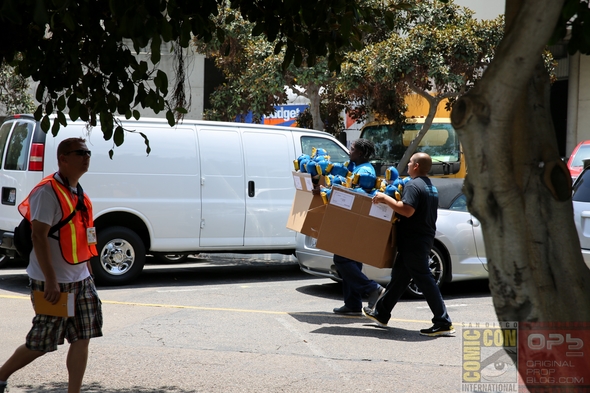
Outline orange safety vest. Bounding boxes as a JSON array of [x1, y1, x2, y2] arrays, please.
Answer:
[[18, 174, 98, 264]]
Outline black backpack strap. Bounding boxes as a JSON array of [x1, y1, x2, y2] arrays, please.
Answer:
[[48, 183, 86, 240]]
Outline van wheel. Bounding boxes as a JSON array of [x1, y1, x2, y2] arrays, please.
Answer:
[[91, 226, 146, 285], [405, 244, 446, 298]]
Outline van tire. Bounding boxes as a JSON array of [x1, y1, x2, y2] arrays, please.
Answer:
[[91, 226, 146, 285]]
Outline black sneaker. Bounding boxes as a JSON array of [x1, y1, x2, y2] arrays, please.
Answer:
[[362, 306, 388, 327], [0, 382, 7, 393], [333, 305, 362, 315], [419, 324, 456, 337], [367, 286, 385, 309]]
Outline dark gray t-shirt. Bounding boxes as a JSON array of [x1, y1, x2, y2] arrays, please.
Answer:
[[397, 176, 438, 251]]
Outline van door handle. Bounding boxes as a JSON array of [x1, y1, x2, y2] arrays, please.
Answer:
[[248, 181, 255, 197]]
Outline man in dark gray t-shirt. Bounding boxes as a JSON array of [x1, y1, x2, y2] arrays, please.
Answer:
[[363, 152, 454, 337]]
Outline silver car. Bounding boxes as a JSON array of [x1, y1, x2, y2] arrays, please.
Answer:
[[572, 168, 590, 267], [295, 178, 489, 297]]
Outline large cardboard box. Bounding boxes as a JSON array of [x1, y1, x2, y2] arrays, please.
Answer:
[[315, 186, 396, 269], [286, 172, 326, 238]]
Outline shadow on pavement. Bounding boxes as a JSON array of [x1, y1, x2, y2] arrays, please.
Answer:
[[0, 255, 312, 296], [13, 382, 195, 392], [287, 311, 446, 342]]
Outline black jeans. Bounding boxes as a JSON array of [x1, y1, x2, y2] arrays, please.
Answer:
[[374, 241, 452, 326], [333, 254, 381, 311]]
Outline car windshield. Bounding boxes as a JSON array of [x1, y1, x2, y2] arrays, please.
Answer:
[[571, 144, 590, 167], [361, 122, 461, 165], [573, 169, 590, 202]]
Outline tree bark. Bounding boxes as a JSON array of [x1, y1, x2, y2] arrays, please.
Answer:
[[451, 0, 590, 386], [396, 87, 440, 172], [306, 83, 324, 131]]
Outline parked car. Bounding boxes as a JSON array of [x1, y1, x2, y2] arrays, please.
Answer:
[[295, 178, 489, 297], [572, 167, 590, 267], [567, 140, 590, 182]]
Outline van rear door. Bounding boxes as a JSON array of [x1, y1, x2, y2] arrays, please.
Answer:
[[198, 126, 246, 247]]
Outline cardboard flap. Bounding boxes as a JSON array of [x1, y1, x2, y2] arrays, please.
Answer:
[[292, 171, 315, 192]]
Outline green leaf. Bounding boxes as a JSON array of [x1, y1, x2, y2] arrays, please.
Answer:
[[109, 149, 114, 159], [114, 125, 124, 146], [57, 95, 66, 111], [166, 110, 175, 126], [33, 0, 49, 25], [139, 132, 152, 155], [41, 115, 50, 132], [57, 111, 67, 126], [0, 0, 22, 24], [273, 41, 283, 55], [46, 101, 53, 115], [34, 105, 43, 121], [69, 103, 79, 121], [154, 69, 168, 95], [100, 112, 114, 140], [252, 22, 265, 37], [151, 34, 162, 64], [63, 11, 75, 31], [35, 84, 45, 103], [175, 107, 188, 114], [562, 0, 579, 21], [51, 117, 60, 136], [160, 19, 173, 42]]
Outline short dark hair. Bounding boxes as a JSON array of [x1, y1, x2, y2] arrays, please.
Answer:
[[353, 138, 375, 161], [57, 137, 86, 159]]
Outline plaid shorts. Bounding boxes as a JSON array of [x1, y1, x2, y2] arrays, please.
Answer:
[[26, 276, 103, 352]]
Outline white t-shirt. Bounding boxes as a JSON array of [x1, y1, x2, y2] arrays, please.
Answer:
[[25, 177, 90, 283]]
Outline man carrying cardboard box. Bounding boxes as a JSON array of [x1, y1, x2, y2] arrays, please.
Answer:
[[325, 139, 385, 315], [362, 152, 454, 337]]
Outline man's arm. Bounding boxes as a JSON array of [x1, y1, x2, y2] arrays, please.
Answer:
[[372, 193, 415, 217], [31, 219, 60, 304]]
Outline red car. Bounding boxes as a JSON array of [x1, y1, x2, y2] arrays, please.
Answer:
[[568, 140, 590, 181]]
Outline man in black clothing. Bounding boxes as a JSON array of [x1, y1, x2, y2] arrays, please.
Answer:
[[362, 152, 454, 336]]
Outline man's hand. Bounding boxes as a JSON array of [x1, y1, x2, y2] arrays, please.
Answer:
[[372, 192, 390, 205], [43, 279, 61, 305], [311, 184, 322, 196]]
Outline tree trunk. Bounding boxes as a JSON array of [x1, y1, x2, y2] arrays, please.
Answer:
[[396, 87, 440, 172], [306, 83, 324, 131], [451, 0, 590, 387]]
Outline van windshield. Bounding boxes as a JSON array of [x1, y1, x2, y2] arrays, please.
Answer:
[[300, 136, 349, 163], [361, 122, 461, 166]]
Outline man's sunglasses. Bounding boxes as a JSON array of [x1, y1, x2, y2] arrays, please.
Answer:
[[67, 149, 92, 157]]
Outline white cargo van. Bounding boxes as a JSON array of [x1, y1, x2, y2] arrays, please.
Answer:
[[0, 115, 348, 284]]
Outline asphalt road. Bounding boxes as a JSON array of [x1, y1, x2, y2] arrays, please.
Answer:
[[0, 255, 506, 393]]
